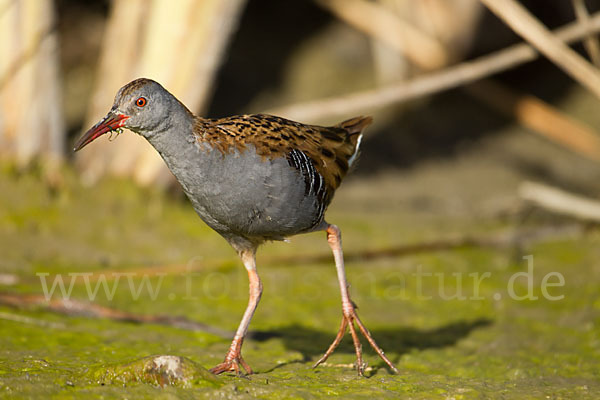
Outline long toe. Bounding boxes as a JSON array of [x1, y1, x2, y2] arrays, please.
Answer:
[[314, 309, 399, 376], [348, 309, 399, 375], [313, 317, 348, 370]]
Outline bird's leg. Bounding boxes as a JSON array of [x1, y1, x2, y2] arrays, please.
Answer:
[[313, 224, 399, 376], [210, 249, 262, 375]]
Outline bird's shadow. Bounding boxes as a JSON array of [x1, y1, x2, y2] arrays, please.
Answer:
[[248, 318, 492, 373]]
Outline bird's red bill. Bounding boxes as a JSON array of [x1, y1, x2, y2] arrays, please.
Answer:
[[73, 112, 129, 152]]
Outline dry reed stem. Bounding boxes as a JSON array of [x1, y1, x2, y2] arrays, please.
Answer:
[[267, 12, 600, 122], [481, 0, 600, 98]]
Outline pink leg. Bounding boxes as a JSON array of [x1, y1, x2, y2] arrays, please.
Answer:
[[313, 224, 399, 376], [210, 249, 262, 375]]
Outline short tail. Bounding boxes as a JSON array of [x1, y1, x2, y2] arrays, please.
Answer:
[[338, 116, 373, 137], [337, 116, 372, 168]]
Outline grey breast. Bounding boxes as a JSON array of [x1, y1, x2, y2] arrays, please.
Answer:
[[166, 142, 322, 241]]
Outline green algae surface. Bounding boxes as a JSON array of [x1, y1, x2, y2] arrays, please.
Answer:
[[0, 167, 599, 399]]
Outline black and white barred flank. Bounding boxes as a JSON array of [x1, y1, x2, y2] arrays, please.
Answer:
[[286, 149, 328, 226]]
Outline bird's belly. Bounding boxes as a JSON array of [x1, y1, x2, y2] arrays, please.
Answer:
[[170, 145, 323, 240]]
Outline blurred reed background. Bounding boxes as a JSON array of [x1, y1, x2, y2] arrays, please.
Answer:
[[2, 0, 600, 214]]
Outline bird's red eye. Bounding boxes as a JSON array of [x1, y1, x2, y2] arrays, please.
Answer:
[[136, 97, 147, 107]]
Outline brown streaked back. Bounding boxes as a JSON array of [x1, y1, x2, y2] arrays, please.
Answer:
[[194, 114, 372, 203]]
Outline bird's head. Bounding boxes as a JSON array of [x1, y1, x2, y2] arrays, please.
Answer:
[[74, 78, 181, 151]]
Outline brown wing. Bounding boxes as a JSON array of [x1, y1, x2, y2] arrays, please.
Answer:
[[195, 114, 371, 201]]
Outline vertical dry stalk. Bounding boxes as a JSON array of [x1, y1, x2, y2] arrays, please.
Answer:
[[0, 0, 64, 167]]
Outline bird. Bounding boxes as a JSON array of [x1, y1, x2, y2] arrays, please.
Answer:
[[74, 78, 398, 376]]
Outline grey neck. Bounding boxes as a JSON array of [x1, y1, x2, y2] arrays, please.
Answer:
[[143, 106, 199, 174]]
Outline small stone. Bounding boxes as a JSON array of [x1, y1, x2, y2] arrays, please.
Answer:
[[88, 355, 221, 388]]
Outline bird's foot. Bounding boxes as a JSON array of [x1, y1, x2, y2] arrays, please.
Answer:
[[210, 339, 253, 376], [313, 303, 399, 376], [210, 353, 252, 376]]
